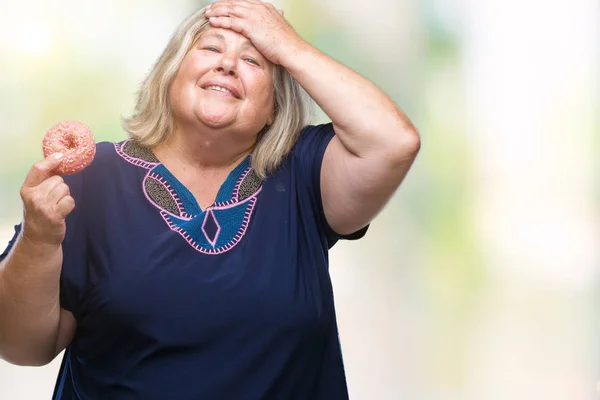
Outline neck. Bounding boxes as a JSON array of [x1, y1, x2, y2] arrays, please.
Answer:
[[154, 126, 255, 172]]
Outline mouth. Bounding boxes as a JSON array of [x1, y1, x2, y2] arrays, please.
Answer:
[[200, 82, 241, 99]]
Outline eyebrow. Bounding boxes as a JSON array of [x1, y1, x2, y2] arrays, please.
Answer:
[[201, 33, 254, 50]]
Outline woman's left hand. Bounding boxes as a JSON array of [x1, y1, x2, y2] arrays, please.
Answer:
[[204, 0, 306, 65]]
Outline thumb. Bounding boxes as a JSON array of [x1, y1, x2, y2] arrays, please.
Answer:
[[23, 153, 64, 188]]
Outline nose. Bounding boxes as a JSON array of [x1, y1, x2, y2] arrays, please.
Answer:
[[216, 51, 237, 77]]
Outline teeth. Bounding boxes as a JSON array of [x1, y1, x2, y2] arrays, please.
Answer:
[[206, 85, 235, 97]]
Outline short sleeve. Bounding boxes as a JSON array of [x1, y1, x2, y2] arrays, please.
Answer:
[[0, 224, 22, 262], [291, 123, 369, 247], [0, 171, 87, 317]]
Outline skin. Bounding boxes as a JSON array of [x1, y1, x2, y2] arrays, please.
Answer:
[[205, 0, 421, 234], [153, 25, 277, 208], [0, 153, 76, 365], [0, 0, 420, 366]]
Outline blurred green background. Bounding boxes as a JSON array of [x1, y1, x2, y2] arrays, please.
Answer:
[[1, 0, 598, 399]]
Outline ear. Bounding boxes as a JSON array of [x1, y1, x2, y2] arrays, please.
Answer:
[[266, 105, 275, 126]]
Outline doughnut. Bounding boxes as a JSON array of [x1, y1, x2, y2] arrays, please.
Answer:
[[42, 121, 96, 175]]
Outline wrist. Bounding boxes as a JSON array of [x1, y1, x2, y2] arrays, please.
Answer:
[[277, 37, 314, 71], [19, 231, 62, 256]]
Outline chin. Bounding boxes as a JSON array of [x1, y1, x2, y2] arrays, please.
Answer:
[[193, 109, 235, 128], [199, 117, 235, 130]]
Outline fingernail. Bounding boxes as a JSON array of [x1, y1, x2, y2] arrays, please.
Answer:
[[54, 153, 64, 160]]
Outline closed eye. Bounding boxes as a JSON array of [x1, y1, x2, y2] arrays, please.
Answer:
[[204, 47, 219, 52]]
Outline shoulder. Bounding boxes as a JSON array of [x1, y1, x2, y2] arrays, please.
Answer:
[[290, 123, 335, 157], [284, 123, 336, 177], [96, 141, 119, 157], [72, 141, 120, 175], [62, 140, 131, 189], [85, 139, 154, 176], [91, 141, 123, 168]]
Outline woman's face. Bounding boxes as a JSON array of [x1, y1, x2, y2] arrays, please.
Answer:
[[169, 27, 275, 139]]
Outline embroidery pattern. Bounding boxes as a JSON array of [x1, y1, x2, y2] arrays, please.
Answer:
[[115, 140, 262, 254]]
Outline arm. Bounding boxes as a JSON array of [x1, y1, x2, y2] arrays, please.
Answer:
[[282, 46, 420, 234], [0, 240, 76, 366], [206, 1, 420, 235], [0, 155, 77, 366]]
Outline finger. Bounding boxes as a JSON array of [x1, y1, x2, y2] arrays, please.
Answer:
[[23, 153, 64, 188], [205, 2, 251, 19], [210, 0, 262, 7], [20, 175, 64, 207], [207, 0, 273, 15], [208, 16, 248, 36], [206, 0, 280, 23], [55, 196, 75, 219], [35, 174, 64, 192], [46, 181, 70, 206], [218, 0, 274, 8]]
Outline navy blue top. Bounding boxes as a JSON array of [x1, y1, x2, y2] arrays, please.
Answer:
[[1, 123, 367, 399]]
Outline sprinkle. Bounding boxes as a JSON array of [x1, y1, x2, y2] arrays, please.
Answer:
[[42, 120, 96, 175]]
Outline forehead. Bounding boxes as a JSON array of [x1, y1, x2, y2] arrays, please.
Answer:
[[199, 28, 255, 49]]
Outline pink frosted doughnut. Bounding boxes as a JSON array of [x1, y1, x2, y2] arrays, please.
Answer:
[[42, 121, 96, 175]]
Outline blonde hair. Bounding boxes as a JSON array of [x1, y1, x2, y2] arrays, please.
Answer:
[[122, 7, 313, 178]]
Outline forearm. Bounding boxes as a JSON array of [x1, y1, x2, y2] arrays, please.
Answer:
[[0, 234, 62, 365], [281, 42, 419, 159]]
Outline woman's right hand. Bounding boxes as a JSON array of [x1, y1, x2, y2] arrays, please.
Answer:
[[20, 153, 76, 247]]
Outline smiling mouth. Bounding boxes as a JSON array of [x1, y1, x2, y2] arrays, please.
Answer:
[[204, 85, 238, 98]]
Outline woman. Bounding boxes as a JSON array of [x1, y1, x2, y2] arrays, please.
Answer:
[[0, 2, 420, 399]]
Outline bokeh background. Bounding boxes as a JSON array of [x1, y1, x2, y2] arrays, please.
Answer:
[[1, 0, 598, 399]]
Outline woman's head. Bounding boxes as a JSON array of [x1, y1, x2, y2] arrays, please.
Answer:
[[123, 7, 312, 178], [171, 27, 276, 138]]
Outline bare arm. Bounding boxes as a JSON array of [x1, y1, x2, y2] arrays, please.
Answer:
[[0, 155, 77, 366], [206, 1, 421, 235], [282, 46, 421, 235]]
